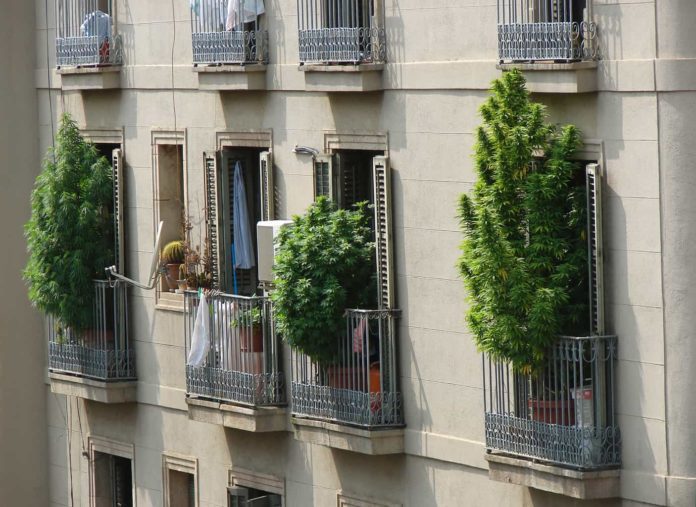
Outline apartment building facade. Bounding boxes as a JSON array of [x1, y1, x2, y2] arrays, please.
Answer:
[[4, 0, 696, 505]]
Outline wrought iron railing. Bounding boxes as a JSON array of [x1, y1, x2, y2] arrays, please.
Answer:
[[291, 309, 402, 428], [297, 0, 386, 64], [483, 335, 620, 469], [48, 280, 134, 381], [190, 0, 268, 65], [184, 291, 284, 406], [497, 0, 598, 62], [56, 0, 123, 67]]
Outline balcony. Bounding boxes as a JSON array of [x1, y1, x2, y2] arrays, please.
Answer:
[[184, 291, 286, 432], [191, 0, 268, 90], [297, 0, 386, 91], [290, 309, 404, 455], [483, 335, 621, 499], [48, 280, 136, 403], [56, 0, 123, 90]]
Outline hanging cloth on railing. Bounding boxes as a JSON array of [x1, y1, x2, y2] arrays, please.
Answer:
[[80, 11, 111, 41], [226, 0, 265, 30], [187, 292, 210, 367], [189, 0, 201, 16], [232, 160, 256, 271]]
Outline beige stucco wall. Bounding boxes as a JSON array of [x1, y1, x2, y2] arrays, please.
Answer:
[[0, 1, 48, 506], [30, 0, 696, 506]]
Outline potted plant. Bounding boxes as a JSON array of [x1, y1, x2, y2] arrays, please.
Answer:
[[272, 197, 375, 382], [161, 240, 185, 291], [231, 306, 264, 352], [458, 70, 589, 424], [25, 114, 115, 342]]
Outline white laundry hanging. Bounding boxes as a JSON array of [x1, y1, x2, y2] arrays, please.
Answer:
[[233, 161, 256, 271], [187, 292, 210, 367], [80, 10, 111, 40], [226, 0, 265, 31]]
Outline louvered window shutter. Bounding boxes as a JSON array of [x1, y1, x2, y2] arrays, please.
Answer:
[[204, 152, 222, 289], [313, 154, 334, 201], [259, 151, 274, 221], [586, 163, 604, 335], [372, 155, 394, 310], [112, 148, 125, 273]]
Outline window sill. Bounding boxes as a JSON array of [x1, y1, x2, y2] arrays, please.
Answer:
[[57, 65, 121, 91], [497, 61, 598, 93], [156, 291, 185, 313], [300, 63, 384, 92], [186, 396, 287, 432], [291, 416, 404, 455], [485, 453, 620, 500], [48, 372, 137, 404], [194, 64, 267, 90]]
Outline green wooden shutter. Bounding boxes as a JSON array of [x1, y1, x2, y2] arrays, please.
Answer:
[[586, 163, 604, 335], [372, 155, 394, 310], [259, 151, 274, 221], [204, 152, 222, 289]]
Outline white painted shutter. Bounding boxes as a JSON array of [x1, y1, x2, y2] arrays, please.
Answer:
[[205, 152, 222, 289], [313, 154, 334, 201], [259, 151, 274, 221], [112, 148, 125, 273], [372, 155, 394, 310], [586, 163, 604, 335]]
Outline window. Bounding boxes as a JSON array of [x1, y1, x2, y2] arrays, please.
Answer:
[[204, 148, 273, 294], [153, 132, 187, 299], [163, 453, 198, 507], [89, 437, 134, 507], [496, 0, 597, 63], [56, 0, 122, 67], [297, 0, 386, 64], [313, 150, 394, 309], [227, 467, 284, 507]]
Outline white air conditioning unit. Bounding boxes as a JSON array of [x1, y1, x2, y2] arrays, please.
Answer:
[[256, 220, 292, 284]]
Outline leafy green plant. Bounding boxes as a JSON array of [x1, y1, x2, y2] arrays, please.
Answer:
[[162, 240, 185, 264], [24, 113, 114, 332], [458, 70, 588, 373], [231, 306, 262, 328], [272, 197, 375, 365]]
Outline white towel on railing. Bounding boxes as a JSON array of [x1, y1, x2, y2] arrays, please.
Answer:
[[187, 292, 210, 367], [226, 0, 265, 30]]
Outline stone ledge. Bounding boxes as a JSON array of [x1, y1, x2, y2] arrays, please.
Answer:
[[497, 61, 597, 93], [186, 396, 287, 432], [291, 416, 404, 455], [194, 64, 266, 90], [300, 64, 384, 92], [57, 65, 121, 91], [48, 372, 137, 403], [486, 453, 620, 499]]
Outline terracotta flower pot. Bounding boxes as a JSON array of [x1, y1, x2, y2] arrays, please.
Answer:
[[239, 324, 263, 352], [528, 398, 575, 426]]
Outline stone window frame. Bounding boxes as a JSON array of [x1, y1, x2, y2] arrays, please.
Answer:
[[228, 466, 285, 505], [337, 490, 401, 507], [88, 435, 136, 507], [162, 452, 199, 507]]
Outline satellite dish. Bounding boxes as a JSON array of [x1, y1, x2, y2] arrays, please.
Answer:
[[106, 221, 164, 290]]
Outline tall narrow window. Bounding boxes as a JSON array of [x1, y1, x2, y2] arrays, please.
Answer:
[[163, 453, 198, 507], [93, 452, 133, 507]]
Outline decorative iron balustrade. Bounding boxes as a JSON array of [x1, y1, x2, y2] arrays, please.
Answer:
[[297, 0, 386, 64], [483, 335, 620, 469], [56, 0, 123, 67], [497, 0, 598, 62], [184, 291, 284, 407], [291, 309, 402, 428], [48, 280, 134, 381], [190, 0, 268, 64]]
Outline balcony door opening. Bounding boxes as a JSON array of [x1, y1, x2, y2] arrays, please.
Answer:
[[220, 147, 264, 297], [93, 451, 133, 507]]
